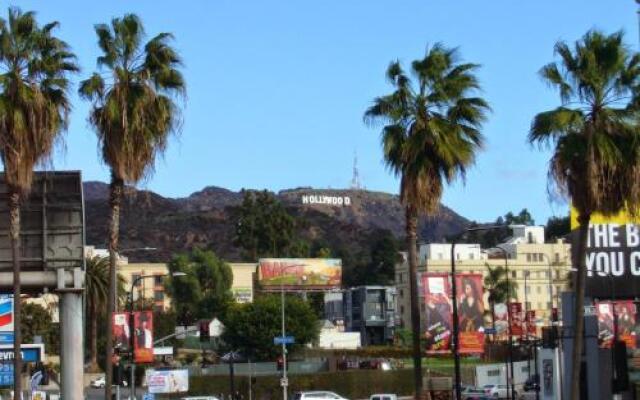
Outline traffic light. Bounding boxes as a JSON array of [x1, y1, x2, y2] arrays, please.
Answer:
[[199, 320, 210, 342], [276, 356, 288, 371]]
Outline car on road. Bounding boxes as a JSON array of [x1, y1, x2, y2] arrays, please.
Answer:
[[523, 375, 539, 392], [370, 394, 397, 400], [89, 375, 127, 388], [483, 384, 517, 399], [293, 391, 349, 400], [460, 385, 490, 399]]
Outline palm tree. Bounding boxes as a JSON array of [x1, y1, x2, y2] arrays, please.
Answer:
[[529, 30, 640, 400], [0, 8, 77, 398], [364, 44, 489, 398], [483, 265, 517, 330], [79, 14, 185, 397]]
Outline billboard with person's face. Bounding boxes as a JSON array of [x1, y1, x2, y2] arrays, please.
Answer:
[[508, 302, 524, 337], [112, 312, 130, 352], [133, 311, 154, 363], [455, 274, 485, 354], [258, 258, 342, 290], [422, 273, 452, 353], [596, 301, 636, 349]]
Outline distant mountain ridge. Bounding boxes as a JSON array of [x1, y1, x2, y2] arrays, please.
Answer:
[[83, 182, 470, 262]]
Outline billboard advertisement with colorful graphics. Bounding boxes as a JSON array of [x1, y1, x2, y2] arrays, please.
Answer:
[[422, 273, 453, 354], [508, 302, 524, 337], [133, 311, 154, 363], [258, 258, 342, 290], [112, 312, 130, 352], [145, 369, 189, 393], [570, 208, 640, 299], [596, 301, 636, 349], [526, 310, 537, 337], [455, 274, 485, 354]]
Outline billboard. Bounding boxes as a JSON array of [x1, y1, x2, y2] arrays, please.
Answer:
[[422, 273, 452, 353], [258, 258, 341, 290], [133, 311, 154, 363], [570, 208, 640, 299], [0, 296, 13, 334], [145, 369, 189, 394], [455, 274, 485, 354], [508, 302, 524, 337], [596, 301, 636, 349], [526, 310, 537, 337], [494, 303, 509, 338], [112, 313, 130, 352]]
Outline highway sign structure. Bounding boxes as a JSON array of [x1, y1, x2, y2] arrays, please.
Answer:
[[274, 336, 295, 345]]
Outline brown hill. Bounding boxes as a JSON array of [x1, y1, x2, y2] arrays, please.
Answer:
[[84, 182, 469, 262]]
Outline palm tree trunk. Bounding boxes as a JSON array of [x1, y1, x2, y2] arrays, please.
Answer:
[[9, 190, 21, 400], [89, 301, 98, 372], [406, 205, 422, 399], [569, 212, 590, 400], [104, 175, 124, 400]]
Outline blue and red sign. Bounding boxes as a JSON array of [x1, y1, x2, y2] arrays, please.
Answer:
[[0, 296, 13, 332]]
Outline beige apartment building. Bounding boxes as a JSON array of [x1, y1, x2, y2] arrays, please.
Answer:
[[395, 225, 572, 329]]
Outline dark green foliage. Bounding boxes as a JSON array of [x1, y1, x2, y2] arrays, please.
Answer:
[[165, 249, 234, 319], [21, 303, 58, 355], [465, 208, 535, 248], [545, 215, 570, 242], [232, 190, 299, 260], [222, 294, 319, 361], [342, 229, 400, 286], [153, 310, 177, 344], [484, 265, 517, 305]]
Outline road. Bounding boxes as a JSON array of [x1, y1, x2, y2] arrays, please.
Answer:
[[84, 387, 147, 400]]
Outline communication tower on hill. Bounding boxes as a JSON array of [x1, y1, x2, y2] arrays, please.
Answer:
[[350, 151, 363, 190]]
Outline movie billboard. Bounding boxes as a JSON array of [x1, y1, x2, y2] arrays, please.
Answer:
[[526, 310, 537, 337], [455, 274, 485, 354], [422, 273, 452, 353], [596, 301, 636, 349], [494, 303, 509, 338], [133, 311, 154, 363], [570, 209, 640, 299], [258, 258, 342, 290], [508, 302, 524, 337], [145, 369, 189, 394], [112, 312, 130, 352]]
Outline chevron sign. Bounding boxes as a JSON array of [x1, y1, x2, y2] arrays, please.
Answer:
[[0, 296, 13, 333]]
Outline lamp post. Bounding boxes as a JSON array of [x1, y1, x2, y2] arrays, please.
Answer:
[[279, 267, 307, 400], [127, 271, 185, 400], [112, 247, 158, 312], [495, 245, 515, 400], [450, 225, 503, 400]]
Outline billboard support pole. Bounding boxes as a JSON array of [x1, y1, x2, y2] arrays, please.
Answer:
[[450, 240, 462, 400], [60, 290, 84, 400]]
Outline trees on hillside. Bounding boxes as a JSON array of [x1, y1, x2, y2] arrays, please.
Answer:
[[79, 14, 185, 397], [0, 8, 78, 397], [364, 44, 489, 398], [529, 30, 640, 399]]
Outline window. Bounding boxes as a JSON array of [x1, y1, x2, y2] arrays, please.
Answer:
[[526, 254, 532, 262], [132, 274, 141, 287], [512, 271, 517, 278], [555, 271, 560, 279], [154, 291, 164, 301], [399, 289, 404, 298], [525, 286, 531, 294], [154, 275, 163, 285], [400, 306, 404, 314], [536, 286, 541, 294], [487, 369, 501, 377], [544, 271, 549, 279], [547, 302, 552, 309]]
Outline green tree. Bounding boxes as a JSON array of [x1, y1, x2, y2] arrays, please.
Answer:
[[21, 303, 58, 356], [364, 44, 489, 397], [545, 215, 570, 242], [222, 295, 319, 360], [79, 14, 185, 397], [528, 30, 640, 399], [483, 265, 517, 330], [0, 9, 78, 396], [233, 190, 296, 259], [165, 249, 234, 319]]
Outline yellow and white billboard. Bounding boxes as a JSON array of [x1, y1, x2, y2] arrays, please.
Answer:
[[258, 258, 342, 291]]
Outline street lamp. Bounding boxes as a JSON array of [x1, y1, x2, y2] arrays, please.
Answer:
[[127, 271, 185, 400], [495, 245, 516, 400], [111, 247, 158, 312], [278, 266, 306, 400]]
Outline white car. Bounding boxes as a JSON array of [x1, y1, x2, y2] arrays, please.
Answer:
[[89, 375, 127, 388], [483, 384, 517, 399], [370, 394, 397, 400], [293, 391, 348, 400]]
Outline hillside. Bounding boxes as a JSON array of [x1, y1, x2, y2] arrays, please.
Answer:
[[83, 182, 469, 262]]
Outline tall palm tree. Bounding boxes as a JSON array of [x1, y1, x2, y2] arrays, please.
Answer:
[[79, 14, 185, 397], [483, 265, 517, 330], [364, 44, 489, 398], [0, 8, 77, 398], [529, 30, 640, 400]]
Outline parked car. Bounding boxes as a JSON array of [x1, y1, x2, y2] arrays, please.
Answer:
[[524, 374, 539, 392], [370, 394, 397, 400], [483, 384, 517, 399], [460, 385, 490, 400], [89, 375, 127, 388], [293, 391, 348, 400]]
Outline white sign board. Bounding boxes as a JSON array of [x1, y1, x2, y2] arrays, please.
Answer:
[[145, 369, 189, 394], [153, 347, 173, 356]]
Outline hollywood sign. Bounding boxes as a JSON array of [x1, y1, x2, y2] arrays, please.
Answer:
[[301, 195, 352, 206]]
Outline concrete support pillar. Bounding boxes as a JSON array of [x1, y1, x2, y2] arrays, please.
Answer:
[[60, 292, 84, 400]]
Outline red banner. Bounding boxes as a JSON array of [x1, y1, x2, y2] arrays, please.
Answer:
[[422, 273, 452, 354], [455, 274, 485, 354], [112, 312, 131, 352], [597, 301, 636, 349], [508, 302, 523, 337], [133, 311, 154, 363], [526, 310, 537, 337]]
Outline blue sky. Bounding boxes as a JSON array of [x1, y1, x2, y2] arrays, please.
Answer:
[[10, 1, 640, 223]]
